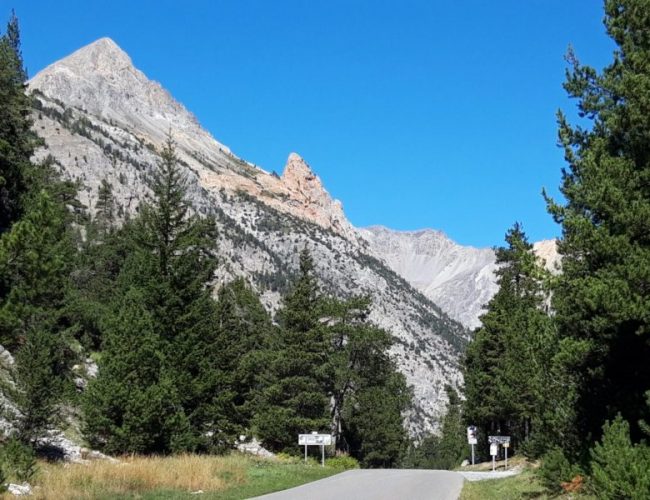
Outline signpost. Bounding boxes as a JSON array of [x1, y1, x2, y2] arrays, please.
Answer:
[[488, 436, 511, 471], [489, 443, 498, 471], [298, 433, 332, 467], [466, 426, 477, 465]]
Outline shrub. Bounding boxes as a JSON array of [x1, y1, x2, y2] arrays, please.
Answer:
[[536, 447, 582, 494], [0, 437, 38, 482], [325, 455, 360, 470], [589, 415, 650, 499]]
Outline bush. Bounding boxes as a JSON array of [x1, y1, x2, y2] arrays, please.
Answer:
[[536, 447, 582, 494], [589, 415, 650, 499], [0, 437, 38, 482], [325, 455, 360, 470]]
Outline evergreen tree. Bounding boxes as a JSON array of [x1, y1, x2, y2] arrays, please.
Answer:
[[83, 288, 177, 454], [0, 191, 75, 443], [94, 178, 115, 229], [463, 223, 560, 455], [84, 134, 225, 452], [255, 249, 330, 451], [215, 278, 274, 430], [546, 0, 650, 446], [324, 296, 410, 467], [0, 12, 37, 232], [405, 386, 466, 470]]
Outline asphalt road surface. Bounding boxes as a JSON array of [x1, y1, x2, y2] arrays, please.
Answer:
[[253, 469, 465, 500]]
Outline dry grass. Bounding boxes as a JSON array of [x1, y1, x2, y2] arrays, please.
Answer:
[[30, 453, 250, 499]]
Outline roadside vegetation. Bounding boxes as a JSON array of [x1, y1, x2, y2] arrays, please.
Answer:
[[3, 454, 344, 499]]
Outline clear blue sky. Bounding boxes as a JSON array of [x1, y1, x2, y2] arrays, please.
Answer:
[[11, 0, 614, 247]]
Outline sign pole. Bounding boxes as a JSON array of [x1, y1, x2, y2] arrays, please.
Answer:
[[505, 446, 508, 470], [471, 443, 475, 465], [304, 445, 307, 463], [321, 445, 324, 467], [492, 454, 495, 471]]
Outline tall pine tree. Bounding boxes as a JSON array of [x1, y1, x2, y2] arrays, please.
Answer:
[[254, 249, 330, 451], [546, 0, 650, 447]]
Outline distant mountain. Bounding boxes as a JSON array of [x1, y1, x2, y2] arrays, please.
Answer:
[[359, 227, 498, 329], [28, 38, 468, 435], [360, 227, 559, 329]]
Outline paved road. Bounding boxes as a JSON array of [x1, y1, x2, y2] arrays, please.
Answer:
[[253, 469, 465, 500]]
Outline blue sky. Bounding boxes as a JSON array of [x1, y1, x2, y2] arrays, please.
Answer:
[[11, 1, 614, 247]]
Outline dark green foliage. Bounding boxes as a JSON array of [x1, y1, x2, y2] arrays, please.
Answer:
[[589, 415, 650, 499], [463, 224, 560, 456], [0, 12, 37, 232], [536, 447, 583, 494], [255, 249, 330, 451], [325, 297, 410, 467], [546, 0, 650, 447], [94, 178, 115, 228], [0, 436, 37, 483], [83, 289, 177, 454], [254, 251, 410, 466], [83, 135, 227, 454], [215, 278, 274, 430], [0, 191, 75, 443]]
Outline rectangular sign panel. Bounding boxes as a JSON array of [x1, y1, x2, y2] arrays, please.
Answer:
[[467, 425, 478, 445], [298, 434, 332, 445], [488, 435, 511, 445]]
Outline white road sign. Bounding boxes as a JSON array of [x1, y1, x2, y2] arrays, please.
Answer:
[[298, 434, 332, 446], [488, 435, 510, 445], [466, 426, 477, 445], [490, 443, 498, 456]]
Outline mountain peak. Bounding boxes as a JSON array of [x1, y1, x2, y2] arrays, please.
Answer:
[[282, 152, 314, 180], [48, 37, 134, 76]]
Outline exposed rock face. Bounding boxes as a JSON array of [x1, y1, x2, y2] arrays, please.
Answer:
[[360, 227, 560, 329], [28, 38, 468, 436], [533, 239, 561, 273], [359, 227, 498, 329]]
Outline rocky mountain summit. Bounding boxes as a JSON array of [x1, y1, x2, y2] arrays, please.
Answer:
[[359, 227, 499, 329], [28, 38, 467, 435], [360, 227, 559, 329]]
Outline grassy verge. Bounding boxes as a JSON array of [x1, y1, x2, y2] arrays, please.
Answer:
[[14, 453, 341, 499], [459, 460, 596, 500], [460, 469, 548, 500]]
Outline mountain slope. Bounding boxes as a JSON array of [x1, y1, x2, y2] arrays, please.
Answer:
[[359, 227, 559, 329], [28, 38, 467, 436], [359, 227, 498, 329]]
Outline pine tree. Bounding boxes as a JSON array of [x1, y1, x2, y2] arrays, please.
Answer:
[[254, 249, 330, 451], [546, 0, 650, 446], [94, 178, 115, 229], [215, 278, 274, 430], [324, 296, 410, 467], [463, 223, 560, 455], [0, 191, 75, 443], [83, 288, 176, 454], [0, 12, 37, 232], [84, 134, 225, 453]]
